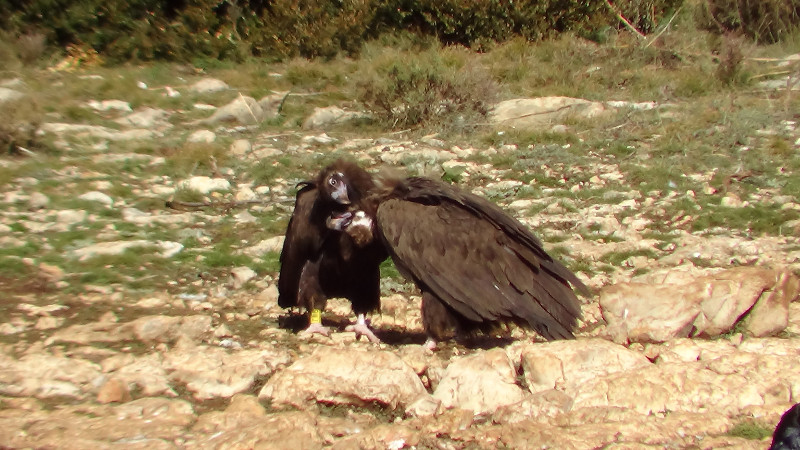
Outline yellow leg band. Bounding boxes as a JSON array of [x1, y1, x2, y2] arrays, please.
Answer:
[[309, 308, 322, 324]]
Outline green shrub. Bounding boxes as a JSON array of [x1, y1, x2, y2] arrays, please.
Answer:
[[354, 46, 498, 129], [699, 0, 800, 43], [1, 0, 690, 63], [249, 0, 379, 59]]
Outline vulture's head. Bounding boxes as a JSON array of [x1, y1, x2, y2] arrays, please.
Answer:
[[327, 210, 375, 247], [315, 159, 375, 207]]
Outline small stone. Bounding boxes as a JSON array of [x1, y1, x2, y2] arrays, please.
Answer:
[[28, 192, 49, 209], [190, 78, 229, 93], [79, 191, 114, 206], [187, 130, 216, 143], [230, 139, 252, 156], [56, 209, 87, 224], [230, 266, 257, 289], [182, 176, 230, 194], [97, 378, 132, 404]]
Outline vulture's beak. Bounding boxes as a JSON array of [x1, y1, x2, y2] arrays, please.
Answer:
[[326, 211, 353, 231], [331, 184, 351, 205]]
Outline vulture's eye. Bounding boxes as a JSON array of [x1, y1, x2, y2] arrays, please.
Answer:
[[329, 178, 338, 187]]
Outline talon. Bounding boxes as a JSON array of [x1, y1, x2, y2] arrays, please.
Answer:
[[346, 322, 381, 344], [422, 338, 438, 351], [300, 322, 331, 337]]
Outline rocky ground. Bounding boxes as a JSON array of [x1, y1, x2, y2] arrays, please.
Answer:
[[1, 57, 800, 449]]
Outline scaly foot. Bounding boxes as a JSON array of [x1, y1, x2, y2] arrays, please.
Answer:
[[346, 322, 381, 343], [300, 322, 331, 338], [422, 338, 437, 351]]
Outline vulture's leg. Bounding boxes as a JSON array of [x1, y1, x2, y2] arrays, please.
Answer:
[[346, 314, 381, 343], [301, 308, 331, 337], [297, 260, 331, 337], [421, 291, 457, 350]]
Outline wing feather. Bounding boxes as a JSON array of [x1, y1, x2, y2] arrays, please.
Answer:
[[377, 178, 584, 339], [278, 185, 322, 308]]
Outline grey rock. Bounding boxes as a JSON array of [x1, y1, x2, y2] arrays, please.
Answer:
[[489, 97, 607, 129], [0, 87, 24, 103], [71, 240, 183, 260], [180, 176, 230, 194], [56, 209, 87, 224], [114, 107, 171, 129], [230, 138, 252, 156], [78, 191, 113, 206], [28, 192, 49, 209], [600, 266, 799, 343], [302, 105, 369, 129], [39, 122, 157, 141], [190, 78, 229, 93], [0, 352, 103, 399], [433, 348, 526, 415], [164, 339, 290, 400], [230, 266, 257, 289], [85, 100, 132, 112], [260, 347, 427, 410], [186, 129, 216, 143], [202, 91, 288, 125]]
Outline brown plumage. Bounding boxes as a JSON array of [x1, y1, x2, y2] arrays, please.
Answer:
[[332, 173, 588, 347], [277, 160, 387, 341]]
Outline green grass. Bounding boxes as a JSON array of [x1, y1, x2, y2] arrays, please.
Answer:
[[726, 419, 774, 441], [0, 17, 798, 300]]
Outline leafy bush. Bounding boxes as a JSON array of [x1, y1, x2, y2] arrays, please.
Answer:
[[1, 0, 691, 63], [699, 0, 800, 43], [355, 47, 498, 129], [248, 0, 379, 59]]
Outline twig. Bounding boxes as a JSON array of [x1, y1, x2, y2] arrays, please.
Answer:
[[165, 199, 270, 211], [15, 146, 38, 157], [605, 0, 646, 40], [644, 6, 682, 48], [749, 70, 793, 81], [238, 92, 260, 123]]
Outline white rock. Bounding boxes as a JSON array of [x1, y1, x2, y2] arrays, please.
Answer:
[[187, 129, 216, 143], [79, 191, 113, 206], [39, 123, 157, 141], [489, 97, 607, 129], [182, 176, 230, 194], [190, 78, 229, 93], [230, 267, 257, 289], [234, 186, 257, 202], [242, 237, 284, 256], [115, 107, 170, 129], [230, 139, 251, 156], [85, 100, 132, 112], [433, 348, 526, 415], [260, 347, 427, 410], [56, 209, 87, 224], [0, 87, 24, 103], [28, 192, 49, 209]]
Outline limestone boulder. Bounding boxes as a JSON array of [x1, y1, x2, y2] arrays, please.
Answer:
[[519, 338, 652, 393], [489, 97, 607, 129], [600, 267, 799, 343], [432, 348, 526, 415], [164, 339, 291, 400], [260, 347, 427, 410]]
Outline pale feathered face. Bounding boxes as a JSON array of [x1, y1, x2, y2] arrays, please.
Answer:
[[323, 171, 351, 205]]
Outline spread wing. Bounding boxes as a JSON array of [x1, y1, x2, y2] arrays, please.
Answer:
[[278, 183, 324, 308], [376, 178, 584, 340]]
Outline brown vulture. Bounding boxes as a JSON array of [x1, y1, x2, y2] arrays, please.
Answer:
[[770, 403, 800, 450], [328, 172, 589, 349], [277, 160, 387, 342]]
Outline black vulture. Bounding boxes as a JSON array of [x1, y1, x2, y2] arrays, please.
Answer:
[[277, 160, 387, 343], [770, 403, 800, 450], [329, 172, 588, 349]]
